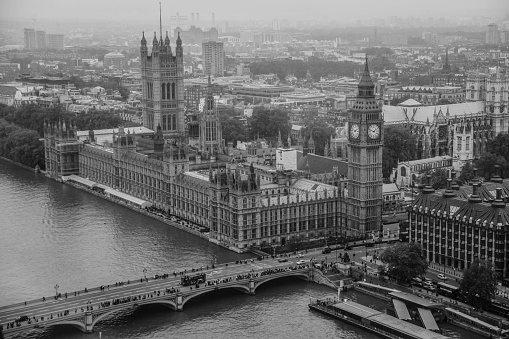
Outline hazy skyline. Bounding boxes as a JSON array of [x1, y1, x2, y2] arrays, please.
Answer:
[[2, 0, 508, 23]]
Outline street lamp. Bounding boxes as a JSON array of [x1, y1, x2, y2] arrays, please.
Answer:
[[143, 268, 147, 280], [54, 284, 59, 298]]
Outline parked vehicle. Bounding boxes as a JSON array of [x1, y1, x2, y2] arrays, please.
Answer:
[[437, 273, 448, 280], [322, 247, 332, 254]]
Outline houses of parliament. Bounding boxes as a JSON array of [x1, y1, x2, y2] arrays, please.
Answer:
[[44, 31, 383, 252]]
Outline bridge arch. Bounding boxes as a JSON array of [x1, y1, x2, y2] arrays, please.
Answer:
[[90, 299, 178, 329], [181, 284, 250, 309], [254, 272, 309, 293], [51, 320, 86, 333]]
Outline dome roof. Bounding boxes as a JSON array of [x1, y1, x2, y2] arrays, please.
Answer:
[[104, 52, 125, 59]]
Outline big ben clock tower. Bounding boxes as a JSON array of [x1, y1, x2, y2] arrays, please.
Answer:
[[347, 57, 383, 238]]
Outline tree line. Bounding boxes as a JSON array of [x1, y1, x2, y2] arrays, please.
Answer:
[[249, 59, 361, 82], [0, 104, 126, 170], [219, 106, 336, 156]]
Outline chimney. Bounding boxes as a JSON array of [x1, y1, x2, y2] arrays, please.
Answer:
[[468, 183, 482, 203], [443, 178, 455, 198], [451, 170, 460, 190], [470, 167, 481, 186], [422, 174, 435, 194], [491, 165, 503, 183], [491, 187, 506, 208]]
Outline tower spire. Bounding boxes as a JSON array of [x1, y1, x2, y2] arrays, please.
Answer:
[[159, 2, 163, 39]]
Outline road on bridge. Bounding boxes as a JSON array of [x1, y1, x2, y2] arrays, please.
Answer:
[[0, 247, 346, 335]]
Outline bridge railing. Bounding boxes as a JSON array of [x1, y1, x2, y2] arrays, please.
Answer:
[[0, 256, 307, 314]]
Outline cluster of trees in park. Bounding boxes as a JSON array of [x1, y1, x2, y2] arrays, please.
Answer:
[[0, 104, 127, 170], [378, 243, 498, 309], [382, 125, 418, 178], [249, 58, 393, 83], [219, 106, 336, 156], [383, 126, 509, 189], [0, 119, 45, 169], [249, 60, 361, 82], [69, 76, 130, 101]]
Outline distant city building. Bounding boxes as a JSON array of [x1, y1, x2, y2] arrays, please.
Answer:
[[36, 30, 46, 49], [174, 26, 218, 44], [24, 29, 36, 50], [486, 23, 499, 44], [47, 34, 65, 50], [272, 20, 280, 31], [103, 52, 126, 69], [202, 41, 224, 76]]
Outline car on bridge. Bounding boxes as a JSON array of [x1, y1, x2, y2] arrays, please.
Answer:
[[296, 260, 307, 265], [322, 247, 332, 254], [15, 315, 28, 322], [278, 258, 288, 263]]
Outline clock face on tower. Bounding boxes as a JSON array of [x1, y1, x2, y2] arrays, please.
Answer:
[[368, 124, 380, 139], [350, 123, 360, 139]]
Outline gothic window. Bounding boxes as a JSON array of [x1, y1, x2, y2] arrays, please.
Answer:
[[172, 83, 176, 99], [162, 115, 167, 130], [161, 83, 166, 100], [491, 87, 496, 102], [470, 86, 475, 100], [172, 115, 176, 130], [466, 136, 470, 151], [490, 105, 495, 113], [167, 82, 171, 99], [457, 137, 462, 151]]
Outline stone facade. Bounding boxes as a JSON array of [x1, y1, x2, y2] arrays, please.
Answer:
[[347, 58, 384, 237]]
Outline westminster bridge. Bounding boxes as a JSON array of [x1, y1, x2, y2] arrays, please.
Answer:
[[0, 254, 341, 337]]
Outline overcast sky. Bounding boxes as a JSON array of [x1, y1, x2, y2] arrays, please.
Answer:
[[1, 0, 507, 22]]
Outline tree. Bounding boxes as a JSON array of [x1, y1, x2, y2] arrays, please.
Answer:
[[458, 162, 474, 185], [458, 259, 497, 309], [487, 133, 509, 176], [474, 153, 506, 181], [118, 87, 130, 101], [219, 108, 248, 146], [301, 119, 335, 156], [383, 126, 418, 179], [425, 168, 448, 190], [380, 242, 428, 284], [248, 107, 290, 141]]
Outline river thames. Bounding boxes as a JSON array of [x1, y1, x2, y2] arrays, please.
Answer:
[[0, 160, 478, 339]]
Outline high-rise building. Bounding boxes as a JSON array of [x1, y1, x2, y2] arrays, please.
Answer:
[[202, 41, 224, 76], [272, 20, 280, 31], [36, 30, 46, 49], [47, 34, 65, 50], [24, 28, 36, 50], [347, 57, 384, 237], [486, 23, 499, 44], [140, 31, 185, 138]]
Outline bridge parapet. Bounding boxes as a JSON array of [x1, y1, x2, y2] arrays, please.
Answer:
[[1, 265, 314, 336]]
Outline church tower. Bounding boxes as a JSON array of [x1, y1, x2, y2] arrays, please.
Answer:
[[199, 75, 223, 156], [140, 26, 185, 139], [347, 57, 384, 237]]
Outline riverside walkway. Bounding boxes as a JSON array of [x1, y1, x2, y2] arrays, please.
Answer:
[[0, 254, 329, 337]]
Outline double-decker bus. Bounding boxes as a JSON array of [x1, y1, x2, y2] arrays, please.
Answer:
[[181, 273, 206, 286], [437, 282, 459, 299]]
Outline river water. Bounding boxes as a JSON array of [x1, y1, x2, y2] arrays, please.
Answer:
[[0, 160, 479, 339]]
